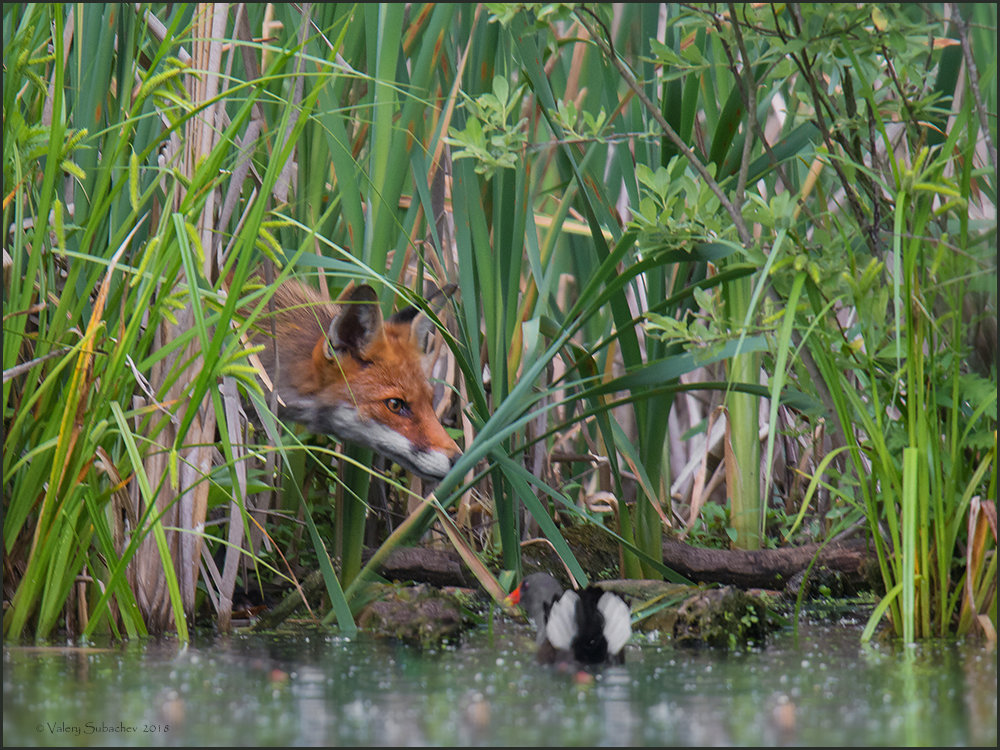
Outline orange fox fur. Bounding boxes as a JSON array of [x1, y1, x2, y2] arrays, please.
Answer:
[[245, 276, 461, 480]]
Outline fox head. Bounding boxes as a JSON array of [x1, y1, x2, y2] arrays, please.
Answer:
[[255, 280, 462, 481]]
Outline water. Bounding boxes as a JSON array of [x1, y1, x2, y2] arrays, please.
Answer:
[[3, 618, 996, 747]]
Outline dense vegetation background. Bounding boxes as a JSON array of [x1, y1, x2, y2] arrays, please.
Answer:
[[3, 3, 996, 644]]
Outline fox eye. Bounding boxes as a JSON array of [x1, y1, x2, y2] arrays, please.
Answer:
[[384, 397, 407, 414]]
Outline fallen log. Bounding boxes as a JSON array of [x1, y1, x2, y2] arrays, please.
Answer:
[[370, 532, 878, 595], [365, 545, 477, 589], [659, 535, 878, 594]]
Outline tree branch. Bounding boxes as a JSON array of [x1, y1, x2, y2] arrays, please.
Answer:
[[575, 6, 754, 250]]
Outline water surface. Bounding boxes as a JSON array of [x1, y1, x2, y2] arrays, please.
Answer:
[[3, 617, 996, 746]]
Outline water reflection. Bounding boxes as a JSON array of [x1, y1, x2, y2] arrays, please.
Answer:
[[3, 621, 995, 746]]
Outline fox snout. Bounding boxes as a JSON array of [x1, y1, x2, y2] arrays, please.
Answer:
[[279, 396, 461, 481]]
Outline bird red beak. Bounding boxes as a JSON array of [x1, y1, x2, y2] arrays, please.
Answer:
[[505, 585, 523, 606]]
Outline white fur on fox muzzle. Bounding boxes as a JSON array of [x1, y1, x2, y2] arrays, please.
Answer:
[[324, 404, 456, 481]]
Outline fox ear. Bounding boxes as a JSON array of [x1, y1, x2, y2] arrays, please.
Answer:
[[390, 283, 456, 354], [325, 284, 383, 359]]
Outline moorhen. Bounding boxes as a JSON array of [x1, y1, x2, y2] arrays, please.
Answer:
[[507, 572, 632, 667]]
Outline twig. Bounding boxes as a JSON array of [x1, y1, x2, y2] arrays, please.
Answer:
[[785, 4, 881, 258], [723, 5, 796, 197], [2, 348, 70, 383], [951, 5, 998, 171]]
